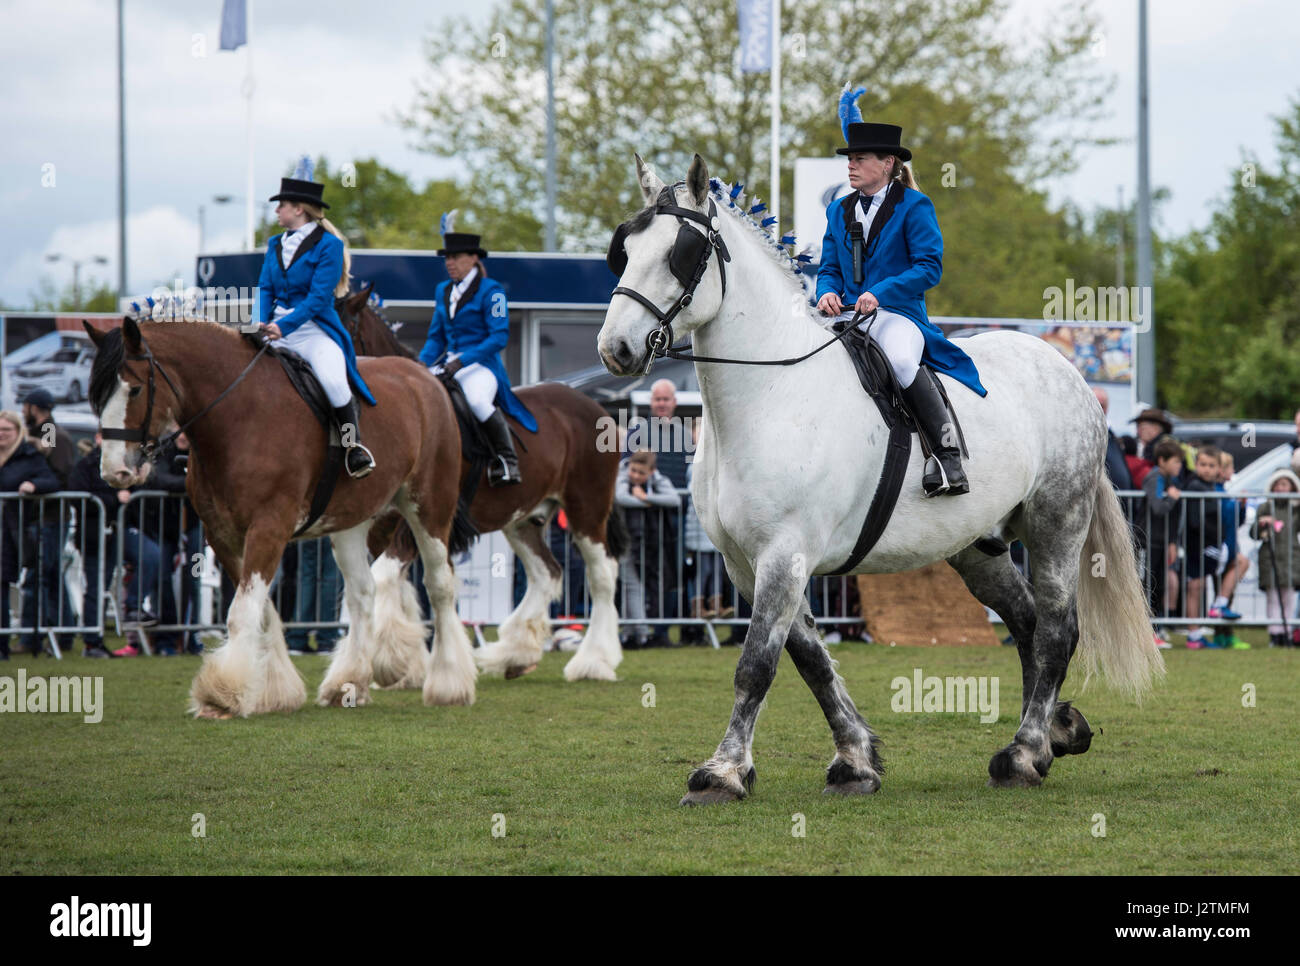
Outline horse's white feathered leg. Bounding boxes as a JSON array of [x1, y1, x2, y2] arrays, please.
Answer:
[[369, 552, 428, 689], [191, 572, 305, 717], [318, 523, 377, 708], [564, 534, 622, 682], [477, 520, 556, 677]]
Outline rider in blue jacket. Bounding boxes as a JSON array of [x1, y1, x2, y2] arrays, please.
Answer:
[[816, 88, 985, 497], [257, 164, 376, 478], [419, 231, 537, 485]]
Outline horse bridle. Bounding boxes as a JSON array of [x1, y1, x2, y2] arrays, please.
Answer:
[[606, 183, 876, 373], [101, 332, 269, 468], [608, 183, 731, 374]]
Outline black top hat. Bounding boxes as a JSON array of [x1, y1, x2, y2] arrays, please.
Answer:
[[837, 122, 912, 161], [438, 233, 488, 258], [268, 177, 329, 209]]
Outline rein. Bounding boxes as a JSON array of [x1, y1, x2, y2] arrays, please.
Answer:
[[652, 309, 876, 368], [610, 183, 874, 371], [101, 333, 270, 466]]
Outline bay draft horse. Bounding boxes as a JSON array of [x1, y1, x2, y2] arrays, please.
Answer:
[[86, 313, 478, 716], [336, 285, 628, 684], [598, 155, 1165, 802]]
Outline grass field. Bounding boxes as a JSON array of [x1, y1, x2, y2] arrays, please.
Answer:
[[2, 636, 1298, 875]]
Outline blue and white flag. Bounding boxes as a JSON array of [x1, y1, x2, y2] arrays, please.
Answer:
[[738, 0, 772, 73], [219, 0, 247, 51]]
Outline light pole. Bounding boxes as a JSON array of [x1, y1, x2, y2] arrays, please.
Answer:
[[200, 194, 237, 253], [45, 253, 110, 309]]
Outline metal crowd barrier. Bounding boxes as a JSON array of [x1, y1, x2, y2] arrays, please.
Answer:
[[5, 487, 1297, 659]]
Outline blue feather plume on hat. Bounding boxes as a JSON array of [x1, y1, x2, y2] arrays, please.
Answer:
[[838, 83, 866, 142], [293, 155, 314, 182], [439, 209, 459, 235]]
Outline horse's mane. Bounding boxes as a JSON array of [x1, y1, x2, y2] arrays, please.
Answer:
[[88, 312, 246, 415], [89, 327, 125, 415]]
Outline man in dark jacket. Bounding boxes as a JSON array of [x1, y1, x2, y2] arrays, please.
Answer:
[[23, 389, 76, 486], [0, 426, 62, 658], [116, 435, 193, 656], [68, 436, 128, 657], [1093, 388, 1133, 490], [16, 389, 78, 654]]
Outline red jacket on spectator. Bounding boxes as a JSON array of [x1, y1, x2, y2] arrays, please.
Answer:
[[1126, 454, 1154, 488]]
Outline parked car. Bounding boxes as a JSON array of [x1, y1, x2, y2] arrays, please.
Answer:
[[9, 334, 95, 404], [1170, 418, 1295, 472]]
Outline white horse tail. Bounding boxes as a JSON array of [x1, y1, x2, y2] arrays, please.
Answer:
[[1076, 477, 1166, 698]]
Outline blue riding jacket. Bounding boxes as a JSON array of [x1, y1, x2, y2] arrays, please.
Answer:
[[256, 227, 376, 405], [418, 273, 538, 432], [816, 186, 986, 396]]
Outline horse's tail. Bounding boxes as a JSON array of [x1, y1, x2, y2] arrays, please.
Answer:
[[604, 504, 629, 560], [449, 495, 480, 557], [383, 507, 477, 561], [1076, 477, 1165, 699]]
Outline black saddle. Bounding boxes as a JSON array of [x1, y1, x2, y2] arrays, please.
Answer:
[[243, 330, 345, 537], [827, 320, 1000, 568]]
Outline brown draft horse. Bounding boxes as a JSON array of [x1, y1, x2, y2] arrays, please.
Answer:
[[85, 312, 479, 716], [337, 285, 628, 683]]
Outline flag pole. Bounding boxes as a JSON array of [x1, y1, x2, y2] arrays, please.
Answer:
[[769, 0, 780, 229], [243, 0, 255, 251], [117, 0, 127, 297]]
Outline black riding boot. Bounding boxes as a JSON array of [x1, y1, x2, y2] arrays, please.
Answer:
[[482, 409, 521, 486], [333, 398, 375, 479], [900, 366, 969, 497]]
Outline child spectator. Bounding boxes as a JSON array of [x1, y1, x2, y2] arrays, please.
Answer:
[[1141, 436, 1184, 646], [1181, 444, 1228, 647], [1251, 468, 1300, 648], [615, 450, 679, 648], [1209, 450, 1250, 647]]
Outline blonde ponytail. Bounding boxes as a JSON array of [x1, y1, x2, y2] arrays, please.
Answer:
[[302, 203, 351, 297], [891, 157, 919, 191]]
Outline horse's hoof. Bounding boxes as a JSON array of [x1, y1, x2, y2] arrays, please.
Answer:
[[1049, 701, 1093, 757], [824, 757, 883, 795], [680, 764, 752, 805], [679, 786, 745, 806], [987, 745, 1047, 788], [194, 705, 234, 720], [504, 662, 538, 680], [823, 777, 881, 796]]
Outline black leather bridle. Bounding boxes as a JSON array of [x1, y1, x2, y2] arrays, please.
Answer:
[[606, 184, 876, 373], [608, 183, 731, 374]]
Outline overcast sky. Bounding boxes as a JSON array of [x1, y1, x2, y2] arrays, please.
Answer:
[[2, 0, 1297, 307]]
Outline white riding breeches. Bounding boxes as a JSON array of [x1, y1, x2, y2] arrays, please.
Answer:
[[433, 359, 498, 421], [278, 321, 352, 408], [853, 308, 924, 388]]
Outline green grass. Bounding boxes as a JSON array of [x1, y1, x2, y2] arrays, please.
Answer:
[[2, 638, 1298, 875]]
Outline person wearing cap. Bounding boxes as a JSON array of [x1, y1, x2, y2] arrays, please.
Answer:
[[418, 228, 537, 485], [257, 161, 376, 478], [1122, 407, 1174, 488], [815, 86, 985, 497], [22, 388, 75, 487]]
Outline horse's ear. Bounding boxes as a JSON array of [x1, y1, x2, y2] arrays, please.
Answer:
[[82, 320, 104, 346], [687, 153, 709, 207], [635, 153, 666, 205], [362, 281, 375, 300], [122, 316, 141, 351]]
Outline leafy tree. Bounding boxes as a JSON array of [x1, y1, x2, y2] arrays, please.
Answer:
[[400, 0, 1116, 295], [1156, 95, 1300, 417], [255, 157, 542, 254], [7, 277, 119, 313]]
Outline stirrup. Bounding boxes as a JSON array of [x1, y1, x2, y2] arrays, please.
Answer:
[[345, 443, 376, 479], [922, 455, 951, 497], [487, 454, 520, 486]]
